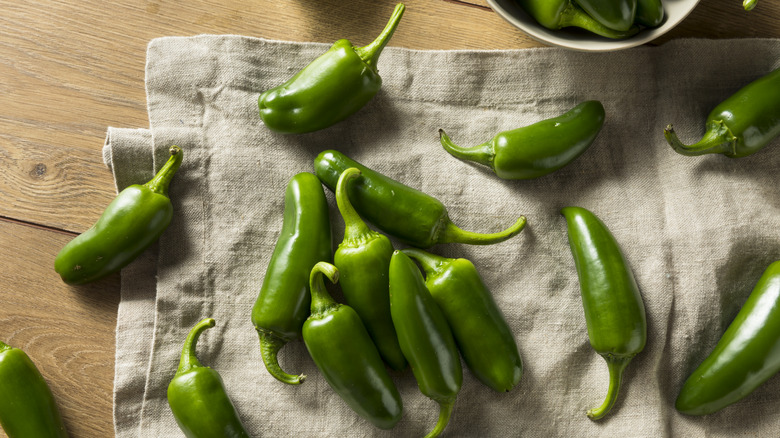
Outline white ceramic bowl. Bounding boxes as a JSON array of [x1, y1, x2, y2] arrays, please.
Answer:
[[487, 0, 701, 52]]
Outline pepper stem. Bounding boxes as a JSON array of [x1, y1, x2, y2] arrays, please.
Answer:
[[402, 248, 447, 277], [664, 122, 736, 156], [175, 318, 215, 376], [424, 399, 455, 438], [587, 355, 632, 420], [258, 330, 305, 385], [355, 3, 406, 69], [440, 216, 527, 245], [439, 129, 495, 169], [336, 168, 372, 241], [744, 0, 758, 10], [0, 340, 10, 352], [309, 262, 340, 316], [560, 4, 639, 39], [144, 145, 183, 196]]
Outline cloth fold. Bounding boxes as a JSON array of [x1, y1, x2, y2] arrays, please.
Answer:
[[105, 35, 780, 437]]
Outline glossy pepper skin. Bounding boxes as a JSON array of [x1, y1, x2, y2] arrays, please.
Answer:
[[55, 145, 183, 284], [676, 261, 780, 415], [664, 67, 780, 158], [574, 0, 637, 31], [516, 0, 639, 39], [167, 319, 249, 438], [389, 251, 462, 438], [439, 101, 605, 180], [258, 4, 405, 134], [635, 0, 664, 27], [302, 262, 403, 429], [333, 168, 406, 370], [251, 172, 332, 385], [744, 0, 758, 11], [561, 207, 647, 420], [403, 248, 523, 393], [314, 150, 526, 248], [0, 340, 68, 438]]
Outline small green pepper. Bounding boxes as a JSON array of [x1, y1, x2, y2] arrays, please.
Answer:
[[635, 0, 664, 27], [676, 261, 780, 415], [664, 67, 780, 158], [389, 251, 462, 438], [744, 0, 758, 11], [333, 168, 406, 370], [258, 3, 405, 134], [516, 0, 639, 39], [303, 262, 403, 430], [251, 172, 332, 385], [314, 150, 526, 248], [55, 145, 183, 285], [439, 101, 605, 180], [561, 206, 647, 420], [574, 0, 637, 31], [167, 318, 249, 438], [0, 340, 68, 438], [403, 248, 523, 393]]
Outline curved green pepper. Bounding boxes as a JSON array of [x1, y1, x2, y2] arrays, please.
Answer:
[[439, 101, 605, 180], [251, 172, 332, 385], [55, 145, 183, 285], [561, 206, 647, 420], [303, 262, 403, 429], [403, 248, 522, 393], [314, 150, 526, 248], [676, 261, 780, 415], [167, 319, 249, 438], [635, 0, 664, 27], [0, 340, 68, 438], [744, 0, 758, 11], [389, 251, 462, 438], [333, 168, 406, 370], [574, 0, 637, 31], [516, 0, 639, 39], [258, 3, 405, 134], [664, 67, 780, 158]]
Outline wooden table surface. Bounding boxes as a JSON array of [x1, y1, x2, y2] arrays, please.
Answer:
[[1, 0, 778, 435]]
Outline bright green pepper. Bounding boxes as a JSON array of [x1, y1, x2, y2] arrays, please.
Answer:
[[333, 168, 406, 371], [314, 150, 526, 249], [258, 4, 405, 134], [251, 172, 332, 385], [561, 206, 647, 420], [303, 262, 403, 429], [403, 248, 523, 393], [167, 319, 249, 438], [744, 0, 758, 11], [389, 251, 462, 438], [574, 0, 637, 31], [635, 0, 664, 27], [516, 0, 639, 39], [676, 261, 780, 415], [0, 340, 68, 438], [55, 145, 183, 285], [439, 101, 605, 180], [664, 67, 780, 158]]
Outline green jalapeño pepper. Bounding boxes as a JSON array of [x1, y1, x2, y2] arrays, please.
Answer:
[[744, 0, 758, 11], [303, 262, 403, 429], [574, 0, 637, 31], [0, 340, 68, 438], [55, 145, 183, 285], [516, 0, 639, 39], [334, 168, 406, 371], [403, 248, 523, 393], [676, 261, 780, 415], [439, 101, 605, 180], [314, 150, 526, 248], [258, 4, 405, 134], [635, 0, 664, 27], [561, 207, 647, 420], [168, 319, 249, 438], [251, 172, 332, 385], [664, 67, 780, 158], [389, 251, 462, 438]]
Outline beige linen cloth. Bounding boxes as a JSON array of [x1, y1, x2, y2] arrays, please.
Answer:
[[103, 36, 780, 437]]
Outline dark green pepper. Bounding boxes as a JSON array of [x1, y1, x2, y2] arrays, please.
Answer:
[[516, 0, 639, 39], [403, 248, 523, 393], [0, 340, 68, 438], [574, 0, 637, 31], [258, 3, 405, 134], [676, 261, 780, 415], [635, 0, 664, 27], [439, 101, 605, 180], [389, 251, 462, 438], [333, 167, 406, 370], [55, 145, 183, 285], [664, 67, 780, 158], [303, 262, 403, 430], [314, 150, 526, 249], [561, 206, 647, 420], [251, 172, 332, 385], [167, 318, 249, 438]]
